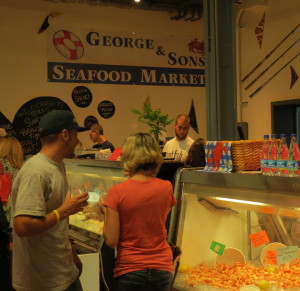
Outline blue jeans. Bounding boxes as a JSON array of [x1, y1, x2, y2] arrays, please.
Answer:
[[62, 278, 83, 291], [116, 269, 173, 291]]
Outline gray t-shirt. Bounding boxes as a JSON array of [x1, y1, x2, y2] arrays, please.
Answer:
[[11, 153, 78, 291]]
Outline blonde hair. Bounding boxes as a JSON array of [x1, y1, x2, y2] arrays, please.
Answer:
[[0, 137, 24, 168], [122, 132, 163, 176]]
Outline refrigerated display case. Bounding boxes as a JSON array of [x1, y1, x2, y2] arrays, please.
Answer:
[[63, 158, 185, 290], [64, 158, 126, 252], [169, 168, 300, 291], [64, 158, 182, 251], [63, 158, 184, 290], [64, 158, 126, 291]]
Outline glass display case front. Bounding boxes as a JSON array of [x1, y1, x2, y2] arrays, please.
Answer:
[[64, 159, 184, 291], [64, 158, 126, 252], [171, 169, 300, 291]]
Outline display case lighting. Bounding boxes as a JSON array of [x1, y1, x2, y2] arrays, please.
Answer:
[[215, 197, 265, 206]]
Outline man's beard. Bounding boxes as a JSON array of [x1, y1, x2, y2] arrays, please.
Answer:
[[175, 131, 187, 140]]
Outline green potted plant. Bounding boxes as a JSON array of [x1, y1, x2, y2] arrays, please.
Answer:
[[132, 97, 174, 143]]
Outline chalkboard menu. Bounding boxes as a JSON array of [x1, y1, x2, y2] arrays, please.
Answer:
[[13, 97, 71, 156]]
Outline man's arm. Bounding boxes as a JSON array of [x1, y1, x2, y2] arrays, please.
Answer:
[[14, 191, 88, 237]]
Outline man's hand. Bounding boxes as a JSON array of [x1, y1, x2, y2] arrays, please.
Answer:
[[58, 191, 89, 219]]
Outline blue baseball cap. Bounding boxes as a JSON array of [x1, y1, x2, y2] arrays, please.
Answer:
[[39, 110, 88, 137]]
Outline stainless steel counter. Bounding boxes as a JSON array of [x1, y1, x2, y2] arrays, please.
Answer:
[[64, 158, 122, 169]]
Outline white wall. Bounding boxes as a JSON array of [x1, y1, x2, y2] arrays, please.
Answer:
[[237, 0, 300, 139], [0, 0, 205, 150]]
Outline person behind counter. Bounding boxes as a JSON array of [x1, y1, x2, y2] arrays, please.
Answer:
[[184, 138, 206, 168], [103, 132, 177, 291], [163, 114, 194, 162], [89, 123, 115, 152], [11, 110, 89, 291]]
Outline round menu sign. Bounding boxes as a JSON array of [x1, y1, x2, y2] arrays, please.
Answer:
[[98, 100, 115, 119], [72, 86, 92, 108]]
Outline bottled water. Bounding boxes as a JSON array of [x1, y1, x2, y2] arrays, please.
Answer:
[[268, 134, 278, 176], [276, 134, 288, 176], [260, 134, 270, 175], [287, 134, 300, 177]]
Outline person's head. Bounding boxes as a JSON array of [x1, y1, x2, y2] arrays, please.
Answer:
[[122, 132, 164, 177], [38, 110, 88, 159], [184, 138, 206, 167], [89, 124, 104, 143], [0, 137, 24, 168], [174, 114, 190, 141]]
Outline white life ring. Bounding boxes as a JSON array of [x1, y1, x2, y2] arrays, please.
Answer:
[[53, 30, 84, 60]]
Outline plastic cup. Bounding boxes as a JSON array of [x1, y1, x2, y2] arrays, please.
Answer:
[[291, 219, 300, 241], [69, 185, 86, 196], [260, 242, 286, 266], [215, 247, 246, 266]]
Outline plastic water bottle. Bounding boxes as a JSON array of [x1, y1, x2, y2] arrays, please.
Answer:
[[287, 134, 300, 177], [260, 134, 270, 175], [268, 134, 278, 176], [276, 134, 289, 176]]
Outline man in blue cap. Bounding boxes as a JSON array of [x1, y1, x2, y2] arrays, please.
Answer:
[[11, 110, 89, 291]]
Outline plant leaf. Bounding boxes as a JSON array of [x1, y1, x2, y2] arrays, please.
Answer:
[[131, 97, 174, 142], [132, 109, 142, 115]]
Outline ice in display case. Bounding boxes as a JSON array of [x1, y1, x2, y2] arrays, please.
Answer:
[[169, 168, 300, 291]]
